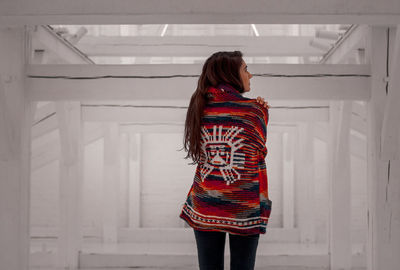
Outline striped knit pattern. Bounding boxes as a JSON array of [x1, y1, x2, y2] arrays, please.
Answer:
[[180, 83, 271, 235]]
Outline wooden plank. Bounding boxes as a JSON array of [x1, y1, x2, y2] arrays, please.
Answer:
[[31, 25, 93, 64], [1, 0, 400, 24], [119, 132, 130, 228], [295, 123, 316, 244], [27, 64, 370, 101], [77, 36, 323, 57], [381, 25, 400, 160], [129, 133, 142, 228], [55, 101, 83, 269], [102, 123, 120, 243], [282, 130, 295, 229], [0, 26, 30, 270], [329, 101, 352, 270], [31, 123, 103, 171], [323, 25, 370, 64], [366, 26, 400, 270], [82, 105, 329, 123]]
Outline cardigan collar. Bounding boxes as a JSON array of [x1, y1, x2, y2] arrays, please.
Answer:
[[206, 83, 246, 101]]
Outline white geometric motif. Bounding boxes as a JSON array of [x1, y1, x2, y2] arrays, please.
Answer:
[[200, 125, 246, 185]]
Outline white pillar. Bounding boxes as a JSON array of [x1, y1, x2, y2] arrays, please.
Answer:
[[119, 132, 129, 228], [55, 101, 83, 269], [329, 100, 352, 270], [129, 133, 141, 228], [295, 123, 316, 243], [0, 26, 31, 270], [366, 25, 400, 270], [102, 123, 120, 243], [282, 130, 295, 229]]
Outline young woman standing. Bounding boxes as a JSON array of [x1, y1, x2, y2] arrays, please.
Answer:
[[180, 51, 272, 270]]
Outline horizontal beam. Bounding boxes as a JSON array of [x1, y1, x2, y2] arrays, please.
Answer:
[[27, 64, 370, 101], [1, 0, 400, 24], [82, 105, 329, 123], [77, 36, 323, 57]]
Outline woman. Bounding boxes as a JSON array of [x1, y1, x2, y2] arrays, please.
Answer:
[[179, 51, 272, 270]]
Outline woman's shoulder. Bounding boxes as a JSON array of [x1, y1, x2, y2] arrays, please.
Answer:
[[237, 98, 268, 114]]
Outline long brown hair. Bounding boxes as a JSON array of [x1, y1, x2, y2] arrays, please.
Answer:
[[181, 51, 245, 165]]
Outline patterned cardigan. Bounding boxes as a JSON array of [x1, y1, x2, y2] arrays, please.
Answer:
[[179, 83, 272, 235]]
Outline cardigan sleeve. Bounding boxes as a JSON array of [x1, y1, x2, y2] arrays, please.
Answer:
[[251, 102, 269, 158]]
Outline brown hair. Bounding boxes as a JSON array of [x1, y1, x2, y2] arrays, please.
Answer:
[[180, 51, 245, 165]]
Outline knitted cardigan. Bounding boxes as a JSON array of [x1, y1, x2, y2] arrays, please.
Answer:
[[179, 83, 272, 235]]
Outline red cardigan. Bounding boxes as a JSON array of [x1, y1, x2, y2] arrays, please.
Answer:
[[179, 83, 272, 235]]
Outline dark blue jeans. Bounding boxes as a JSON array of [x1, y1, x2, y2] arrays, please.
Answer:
[[193, 229, 260, 270]]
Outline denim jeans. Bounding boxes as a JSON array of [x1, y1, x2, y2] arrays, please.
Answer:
[[193, 229, 260, 270]]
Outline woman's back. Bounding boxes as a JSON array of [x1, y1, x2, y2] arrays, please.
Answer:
[[180, 83, 272, 236]]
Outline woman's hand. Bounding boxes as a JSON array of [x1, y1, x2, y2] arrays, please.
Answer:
[[256, 96, 269, 109]]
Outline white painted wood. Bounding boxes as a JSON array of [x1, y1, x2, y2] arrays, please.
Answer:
[[77, 36, 323, 57], [31, 110, 58, 139], [1, 0, 400, 24], [295, 123, 316, 244], [282, 131, 295, 229], [119, 132, 130, 228], [55, 101, 83, 269], [129, 133, 142, 228], [31, 123, 103, 171], [33, 102, 55, 124], [27, 64, 370, 101], [31, 25, 93, 64], [351, 112, 367, 136], [0, 26, 31, 270], [329, 101, 352, 270], [381, 25, 400, 160], [366, 26, 400, 270], [323, 25, 369, 64], [102, 123, 120, 243], [82, 105, 329, 123]]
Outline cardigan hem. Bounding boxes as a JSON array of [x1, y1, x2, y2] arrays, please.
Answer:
[[180, 203, 269, 236]]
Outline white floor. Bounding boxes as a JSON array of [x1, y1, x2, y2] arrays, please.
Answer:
[[29, 239, 366, 270]]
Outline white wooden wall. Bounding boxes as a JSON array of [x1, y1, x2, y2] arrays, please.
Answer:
[[1, 11, 400, 270]]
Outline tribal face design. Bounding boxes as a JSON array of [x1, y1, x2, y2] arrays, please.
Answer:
[[200, 125, 246, 185]]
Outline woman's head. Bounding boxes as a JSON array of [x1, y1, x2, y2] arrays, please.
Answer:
[[198, 51, 252, 93], [181, 51, 252, 165]]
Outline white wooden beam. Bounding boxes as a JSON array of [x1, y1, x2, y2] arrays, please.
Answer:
[[282, 130, 295, 229], [55, 101, 83, 269], [366, 26, 400, 270], [0, 26, 31, 270], [323, 25, 370, 64], [82, 105, 329, 123], [295, 123, 316, 244], [129, 133, 142, 228], [329, 101, 352, 270], [1, 0, 400, 24], [27, 64, 370, 101], [102, 123, 120, 243], [381, 25, 400, 160], [77, 36, 323, 57], [31, 25, 93, 64], [119, 132, 130, 228], [31, 123, 103, 171]]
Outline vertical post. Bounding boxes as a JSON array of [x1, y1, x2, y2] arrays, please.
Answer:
[[119, 132, 130, 228], [282, 130, 295, 229], [129, 133, 142, 228], [55, 101, 83, 269], [102, 123, 120, 243], [295, 122, 315, 243], [367, 25, 400, 270], [329, 100, 352, 270], [0, 26, 31, 270]]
